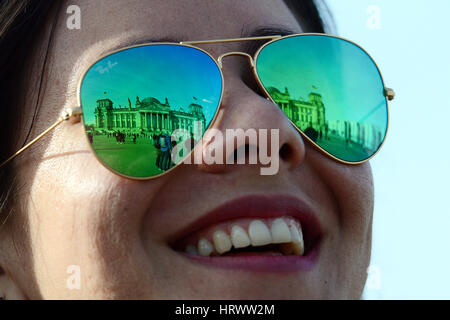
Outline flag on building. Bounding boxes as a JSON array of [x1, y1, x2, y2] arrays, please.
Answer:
[[128, 97, 132, 111]]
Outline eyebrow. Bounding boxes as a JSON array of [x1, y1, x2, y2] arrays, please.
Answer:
[[107, 26, 298, 56]]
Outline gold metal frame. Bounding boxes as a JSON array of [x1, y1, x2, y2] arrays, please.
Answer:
[[0, 33, 395, 178]]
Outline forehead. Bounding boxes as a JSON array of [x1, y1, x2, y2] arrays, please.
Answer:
[[58, 0, 302, 66], [73, 0, 301, 41]]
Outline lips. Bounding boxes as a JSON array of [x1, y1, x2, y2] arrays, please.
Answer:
[[170, 195, 323, 272]]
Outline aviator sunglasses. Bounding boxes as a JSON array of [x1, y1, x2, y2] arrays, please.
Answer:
[[0, 34, 395, 179]]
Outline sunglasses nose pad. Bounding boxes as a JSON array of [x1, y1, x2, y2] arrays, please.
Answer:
[[217, 52, 269, 101], [217, 52, 255, 69]]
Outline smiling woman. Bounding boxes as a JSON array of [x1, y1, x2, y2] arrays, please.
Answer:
[[0, 0, 387, 299]]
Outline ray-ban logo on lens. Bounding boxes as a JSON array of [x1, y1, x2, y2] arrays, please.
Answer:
[[96, 61, 118, 74], [171, 122, 280, 176]]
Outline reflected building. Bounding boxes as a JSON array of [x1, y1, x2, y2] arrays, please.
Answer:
[[326, 120, 383, 152], [268, 86, 383, 152], [267, 86, 326, 133], [93, 96, 206, 136]]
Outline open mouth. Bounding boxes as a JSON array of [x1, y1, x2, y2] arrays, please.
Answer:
[[174, 217, 306, 257], [170, 195, 322, 272]]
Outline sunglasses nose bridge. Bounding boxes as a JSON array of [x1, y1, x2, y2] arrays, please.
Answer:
[[217, 52, 255, 70]]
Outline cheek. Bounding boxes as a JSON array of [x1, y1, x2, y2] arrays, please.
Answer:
[[310, 151, 374, 232], [336, 163, 374, 238], [309, 150, 374, 256], [22, 125, 165, 297], [334, 163, 373, 277], [307, 151, 373, 297]]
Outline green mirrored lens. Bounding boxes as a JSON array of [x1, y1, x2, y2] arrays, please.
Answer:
[[256, 35, 388, 163], [80, 44, 222, 178]]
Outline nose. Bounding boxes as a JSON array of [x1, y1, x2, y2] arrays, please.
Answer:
[[195, 55, 306, 175]]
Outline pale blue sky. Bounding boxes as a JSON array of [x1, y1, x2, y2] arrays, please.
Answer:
[[326, 0, 450, 299]]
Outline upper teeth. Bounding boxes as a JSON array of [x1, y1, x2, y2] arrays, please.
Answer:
[[271, 218, 292, 243], [213, 230, 232, 254], [249, 220, 272, 246], [184, 217, 304, 257], [198, 238, 214, 256], [230, 225, 251, 248]]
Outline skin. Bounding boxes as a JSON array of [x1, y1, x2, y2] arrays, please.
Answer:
[[0, 0, 373, 299]]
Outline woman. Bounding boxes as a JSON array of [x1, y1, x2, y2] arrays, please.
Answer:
[[0, 0, 392, 299]]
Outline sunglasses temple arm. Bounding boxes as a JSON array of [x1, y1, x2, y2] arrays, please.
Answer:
[[0, 107, 83, 169]]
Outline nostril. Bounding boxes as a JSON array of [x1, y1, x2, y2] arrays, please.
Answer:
[[279, 143, 292, 161]]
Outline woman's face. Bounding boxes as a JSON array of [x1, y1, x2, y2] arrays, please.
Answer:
[[2, 0, 374, 299]]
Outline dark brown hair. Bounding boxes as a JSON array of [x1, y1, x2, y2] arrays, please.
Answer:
[[0, 0, 59, 221], [0, 0, 328, 220], [283, 0, 328, 33]]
